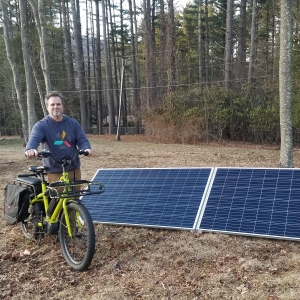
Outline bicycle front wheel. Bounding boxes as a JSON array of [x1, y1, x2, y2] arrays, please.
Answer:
[[59, 202, 95, 271]]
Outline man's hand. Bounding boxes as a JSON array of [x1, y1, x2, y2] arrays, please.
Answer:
[[84, 149, 92, 157], [25, 149, 38, 158]]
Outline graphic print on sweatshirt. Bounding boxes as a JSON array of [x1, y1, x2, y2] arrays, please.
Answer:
[[53, 130, 71, 148]]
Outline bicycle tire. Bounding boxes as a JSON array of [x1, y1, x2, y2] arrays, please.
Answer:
[[59, 202, 95, 271]]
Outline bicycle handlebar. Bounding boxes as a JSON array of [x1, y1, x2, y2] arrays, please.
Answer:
[[37, 149, 88, 167]]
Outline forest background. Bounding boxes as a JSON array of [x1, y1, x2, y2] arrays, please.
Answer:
[[0, 1, 298, 155]]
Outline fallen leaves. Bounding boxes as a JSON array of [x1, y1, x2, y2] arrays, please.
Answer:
[[1, 137, 300, 299]]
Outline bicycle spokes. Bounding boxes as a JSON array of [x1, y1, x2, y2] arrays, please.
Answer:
[[59, 202, 95, 271]]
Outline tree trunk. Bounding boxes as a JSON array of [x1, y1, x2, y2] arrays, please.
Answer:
[[237, 0, 247, 82], [204, 0, 209, 84], [166, 0, 176, 93], [70, 0, 88, 132], [271, 1, 277, 82], [28, 0, 52, 93], [30, 57, 47, 116], [128, 0, 141, 132], [85, 0, 92, 129], [102, 0, 115, 133], [198, 0, 203, 84], [19, 0, 37, 132], [133, 0, 140, 85], [279, 0, 293, 167], [62, 0, 76, 92], [143, 0, 156, 110], [159, 0, 166, 97], [107, 0, 120, 111], [248, 0, 257, 85], [224, 0, 233, 89], [119, 0, 128, 128], [95, 0, 103, 135]]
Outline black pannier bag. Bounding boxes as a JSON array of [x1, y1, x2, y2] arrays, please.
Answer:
[[4, 183, 31, 225]]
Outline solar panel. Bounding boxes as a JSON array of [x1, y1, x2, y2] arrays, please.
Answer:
[[197, 167, 300, 240], [81, 168, 213, 230]]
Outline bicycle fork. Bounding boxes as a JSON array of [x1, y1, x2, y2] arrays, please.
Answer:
[[61, 199, 81, 238]]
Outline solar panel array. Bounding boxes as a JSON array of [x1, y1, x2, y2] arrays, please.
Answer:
[[81, 167, 300, 241], [82, 168, 213, 230]]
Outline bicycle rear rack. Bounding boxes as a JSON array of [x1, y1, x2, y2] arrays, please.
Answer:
[[46, 180, 105, 199]]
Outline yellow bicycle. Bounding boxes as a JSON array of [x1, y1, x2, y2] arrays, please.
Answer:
[[16, 149, 104, 271]]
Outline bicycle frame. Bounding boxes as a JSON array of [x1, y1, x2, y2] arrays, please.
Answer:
[[47, 170, 75, 237], [28, 171, 81, 238]]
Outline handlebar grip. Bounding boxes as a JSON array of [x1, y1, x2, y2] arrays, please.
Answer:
[[78, 149, 89, 156], [38, 150, 51, 158]]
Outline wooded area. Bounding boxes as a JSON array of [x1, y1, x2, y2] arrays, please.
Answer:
[[0, 0, 298, 148]]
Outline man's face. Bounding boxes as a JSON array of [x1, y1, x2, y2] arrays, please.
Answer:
[[47, 96, 64, 119]]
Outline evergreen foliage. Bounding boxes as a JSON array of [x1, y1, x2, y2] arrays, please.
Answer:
[[0, 0, 297, 145]]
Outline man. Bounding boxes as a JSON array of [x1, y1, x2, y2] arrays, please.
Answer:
[[25, 91, 92, 183]]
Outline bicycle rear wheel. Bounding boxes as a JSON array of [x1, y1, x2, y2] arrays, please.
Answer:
[[59, 202, 95, 271], [21, 202, 44, 240]]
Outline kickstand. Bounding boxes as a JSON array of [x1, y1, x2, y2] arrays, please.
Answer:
[[37, 235, 43, 246], [54, 235, 60, 243]]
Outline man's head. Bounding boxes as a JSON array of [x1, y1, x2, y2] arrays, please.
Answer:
[[45, 91, 64, 121]]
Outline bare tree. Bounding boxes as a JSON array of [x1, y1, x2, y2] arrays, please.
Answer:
[[279, 0, 293, 167]]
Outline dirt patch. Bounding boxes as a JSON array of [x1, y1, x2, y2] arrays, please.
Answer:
[[1, 136, 300, 299]]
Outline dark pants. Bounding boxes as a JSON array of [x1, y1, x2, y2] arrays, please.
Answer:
[[47, 168, 81, 183], [47, 168, 82, 195]]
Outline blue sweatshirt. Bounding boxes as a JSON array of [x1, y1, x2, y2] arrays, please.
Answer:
[[25, 115, 91, 173]]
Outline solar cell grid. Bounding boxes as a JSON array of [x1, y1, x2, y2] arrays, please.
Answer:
[[82, 167, 213, 230], [198, 167, 300, 240]]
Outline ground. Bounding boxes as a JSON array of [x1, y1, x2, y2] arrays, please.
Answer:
[[1, 135, 300, 300]]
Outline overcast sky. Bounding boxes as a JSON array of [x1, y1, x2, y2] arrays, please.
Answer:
[[80, 0, 195, 34]]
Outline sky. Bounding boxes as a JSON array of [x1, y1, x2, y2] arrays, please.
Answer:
[[79, 0, 195, 34], [175, 0, 194, 10]]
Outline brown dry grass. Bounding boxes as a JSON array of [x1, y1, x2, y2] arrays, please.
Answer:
[[1, 135, 300, 299]]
